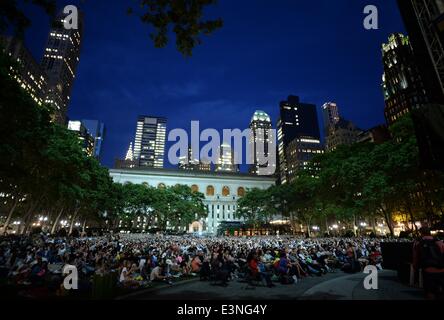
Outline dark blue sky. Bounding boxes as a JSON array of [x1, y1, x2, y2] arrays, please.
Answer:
[[22, 0, 405, 169]]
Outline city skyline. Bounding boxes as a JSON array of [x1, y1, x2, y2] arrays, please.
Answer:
[[18, 0, 406, 170]]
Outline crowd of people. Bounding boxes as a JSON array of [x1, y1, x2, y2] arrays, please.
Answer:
[[0, 233, 388, 297]]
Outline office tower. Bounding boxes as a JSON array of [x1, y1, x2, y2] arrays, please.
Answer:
[[133, 116, 167, 168], [321, 102, 340, 132], [326, 118, 362, 152], [249, 110, 273, 175], [67, 120, 94, 156], [178, 147, 212, 172], [41, 11, 83, 124], [179, 146, 200, 170], [382, 33, 429, 125], [286, 136, 324, 183], [0, 37, 48, 106], [81, 120, 105, 161], [397, 0, 444, 171], [397, 0, 444, 104], [277, 95, 321, 184], [215, 143, 239, 173]]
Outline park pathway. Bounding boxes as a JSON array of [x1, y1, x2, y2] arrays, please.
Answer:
[[120, 270, 424, 300]]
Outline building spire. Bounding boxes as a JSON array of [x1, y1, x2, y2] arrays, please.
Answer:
[[125, 142, 134, 161]]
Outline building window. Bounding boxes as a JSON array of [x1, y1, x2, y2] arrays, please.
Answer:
[[222, 186, 230, 197], [206, 185, 215, 196], [237, 187, 245, 197], [191, 184, 199, 193]]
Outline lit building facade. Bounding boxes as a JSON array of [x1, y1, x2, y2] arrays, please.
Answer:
[[1, 37, 48, 106], [277, 95, 321, 184], [133, 116, 167, 168], [109, 168, 275, 234], [397, 0, 444, 104], [179, 147, 212, 172], [286, 136, 324, 182], [215, 143, 239, 173], [321, 102, 340, 132], [41, 11, 83, 123], [67, 120, 95, 156], [382, 33, 428, 125], [82, 120, 105, 161], [249, 110, 273, 175]]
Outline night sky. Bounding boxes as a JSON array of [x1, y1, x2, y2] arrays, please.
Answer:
[[21, 0, 405, 170]]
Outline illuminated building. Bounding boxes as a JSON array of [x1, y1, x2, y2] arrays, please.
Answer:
[[382, 33, 428, 125], [179, 147, 212, 172], [397, 0, 444, 104], [215, 143, 239, 173], [321, 102, 340, 132], [41, 11, 83, 124], [67, 120, 95, 157], [277, 95, 321, 184], [0, 37, 48, 106], [82, 120, 105, 161], [249, 110, 273, 175], [286, 136, 324, 182], [110, 168, 275, 234], [133, 116, 167, 168]]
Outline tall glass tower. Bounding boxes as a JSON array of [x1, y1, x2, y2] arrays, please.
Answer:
[[277, 95, 321, 184], [249, 110, 273, 175], [41, 10, 83, 124], [133, 116, 167, 168]]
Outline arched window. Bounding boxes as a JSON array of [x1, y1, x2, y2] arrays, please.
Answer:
[[191, 184, 199, 193], [206, 185, 215, 196], [158, 183, 166, 189], [222, 186, 230, 197], [237, 187, 245, 197]]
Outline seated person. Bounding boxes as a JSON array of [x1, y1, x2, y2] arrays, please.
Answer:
[[150, 264, 172, 284]]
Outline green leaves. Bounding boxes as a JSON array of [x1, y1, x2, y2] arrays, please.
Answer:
[[134, 0, 223, 56], [115, 182, 208, 231]]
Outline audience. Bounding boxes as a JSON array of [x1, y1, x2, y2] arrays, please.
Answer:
[[0, 233, 398, 298]]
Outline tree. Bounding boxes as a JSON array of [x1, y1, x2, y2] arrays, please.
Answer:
[[1, 0, 223, 56], [236, 188, 272, 228]]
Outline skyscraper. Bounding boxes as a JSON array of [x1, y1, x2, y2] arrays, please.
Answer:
[[178, 146, 212, 172], [249, 110, 273, 175], [215, 143, 239, 173], [396, 0, 444, 171], [382, 33, 429, 125], [397, 0, 444, 104], [67, 120, 95, 157], [41, 11, 83, 124], [277, 95, 321, 184], [82, 120, 105, 161], [0, 37, 48, 106], [133, 116, 167, 168], [286, 136, 324, 183], [321, 102, 340, 133]]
